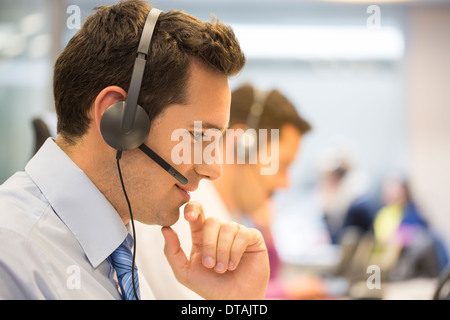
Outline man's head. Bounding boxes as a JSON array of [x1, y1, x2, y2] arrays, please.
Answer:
[[53, 0, 245, 226], [215, 83, 312, 214]]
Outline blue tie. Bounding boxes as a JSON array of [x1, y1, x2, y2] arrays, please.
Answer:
[[108, 235, 140, 300]]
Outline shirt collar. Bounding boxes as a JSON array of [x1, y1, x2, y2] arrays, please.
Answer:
[[25, 138, 128, 268]]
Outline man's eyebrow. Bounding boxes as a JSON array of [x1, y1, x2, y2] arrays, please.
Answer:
[[189, 121, 229, 134]]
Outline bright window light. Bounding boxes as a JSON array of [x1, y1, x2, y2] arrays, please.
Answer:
[[230, 24, 404, 61]]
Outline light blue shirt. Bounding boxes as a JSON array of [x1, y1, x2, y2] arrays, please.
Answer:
[[0, 138, 130, 299]]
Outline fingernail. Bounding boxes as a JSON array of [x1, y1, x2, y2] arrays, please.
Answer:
[[185, 211, 195, 219], [215, 262, 226, 273], [228, 261, 234, 270], [203, 256, 214, 268]]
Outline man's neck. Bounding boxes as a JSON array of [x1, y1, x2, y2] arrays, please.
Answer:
[[55, 134, 131, 226]]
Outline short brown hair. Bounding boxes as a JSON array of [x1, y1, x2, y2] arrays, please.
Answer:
[[229, 83, 312, 135], [54, 0, 245, 144]]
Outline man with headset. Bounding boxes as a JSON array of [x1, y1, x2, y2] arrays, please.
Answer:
[[0, 0, 269, 299]]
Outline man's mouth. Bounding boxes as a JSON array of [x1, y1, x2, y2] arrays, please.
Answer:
[[175, 184, 197, 202]]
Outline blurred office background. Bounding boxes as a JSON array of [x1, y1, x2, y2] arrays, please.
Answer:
[[0, 0, 449, 299]]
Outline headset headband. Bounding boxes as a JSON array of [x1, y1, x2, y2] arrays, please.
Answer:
[[246, 87, 270, 130], [121, 8, 162, 134]]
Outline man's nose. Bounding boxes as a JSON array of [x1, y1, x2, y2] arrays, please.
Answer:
[[195, 160, 223, 181]]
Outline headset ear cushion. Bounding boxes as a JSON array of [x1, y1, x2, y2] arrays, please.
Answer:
[[100, 101, 150, 151]]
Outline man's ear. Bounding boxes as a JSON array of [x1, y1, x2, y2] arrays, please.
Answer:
[[92, 86, 127, 136]]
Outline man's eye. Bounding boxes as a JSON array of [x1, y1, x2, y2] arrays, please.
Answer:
[[190, 129, 222, 142], [191, 131, 204, 142]]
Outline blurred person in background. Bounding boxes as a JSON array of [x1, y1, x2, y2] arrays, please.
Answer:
[[136, 83, 326, 299], [221, 84, 325, 299], [373, 173, 449, 281], [241, 199, 327, 299], [317, 142, 375, 245]]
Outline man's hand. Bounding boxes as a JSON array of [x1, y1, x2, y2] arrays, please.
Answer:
[[161, 201, 270, 300]]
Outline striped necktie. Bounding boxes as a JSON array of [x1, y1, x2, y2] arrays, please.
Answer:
[[108, 235, 140, 300]]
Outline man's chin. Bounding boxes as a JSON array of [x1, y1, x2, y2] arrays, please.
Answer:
[[135, 206, 181, 227], [161, 206, 182, 227], [161, 217, 179, 228]]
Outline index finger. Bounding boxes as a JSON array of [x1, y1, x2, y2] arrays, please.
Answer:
[[184, 201, 205, 246]]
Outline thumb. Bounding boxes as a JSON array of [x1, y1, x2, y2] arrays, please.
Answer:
[[161, 226, 188, 283]]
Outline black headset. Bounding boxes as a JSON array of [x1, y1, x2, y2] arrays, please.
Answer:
[[100, 8, 187, 185], [98, 8, 187, 300], [236, 87, 271, 162]]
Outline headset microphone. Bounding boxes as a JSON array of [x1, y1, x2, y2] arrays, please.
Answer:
[[139, 144, 188, 185]]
